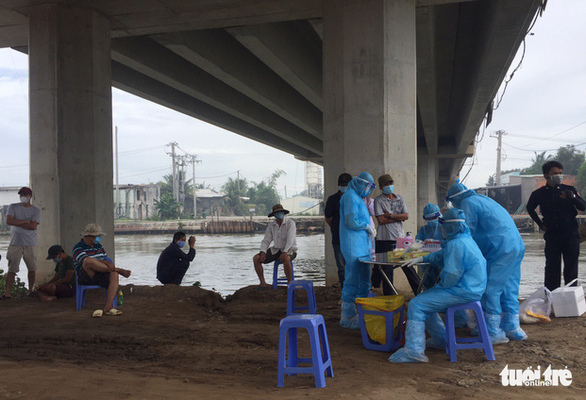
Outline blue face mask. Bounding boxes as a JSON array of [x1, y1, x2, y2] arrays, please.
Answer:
[[339, 186, 348, 193], [94, 236, 102, 244], [53, 257, 61, 264], [427, 219, 438, 227], [383, 185, 394, 195], [360, 188, 371, 198], [177, 240, 186, 248], [274, 212, 285, 220]]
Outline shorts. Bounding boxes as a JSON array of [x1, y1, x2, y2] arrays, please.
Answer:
[[77, 268, 110, 288], [6, 245, 37, 273], [262, 248, 297, 264], [54, 284, 76, 298]]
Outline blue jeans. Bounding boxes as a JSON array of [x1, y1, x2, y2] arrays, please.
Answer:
[[332, 244, 346, 288]]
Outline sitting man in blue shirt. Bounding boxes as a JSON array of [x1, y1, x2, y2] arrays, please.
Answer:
[[157, 231, 196, 285]]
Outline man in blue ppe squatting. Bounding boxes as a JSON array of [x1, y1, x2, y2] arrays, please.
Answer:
[[339, 172, 376, 329], [446, 180, 527, 343], [389, 208, 487, 363]]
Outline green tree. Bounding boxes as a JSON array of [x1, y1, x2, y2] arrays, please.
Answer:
[[520, 151, 554, 175], [222, 177, 248, 216], [576, 161, 586, 196], [157, 172, 195, 218], [247, 169, 285, 215], [154, 193, 180, 219], [554, 145, 585, 176]]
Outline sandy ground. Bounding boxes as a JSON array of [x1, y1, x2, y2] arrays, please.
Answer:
[[0, 285, 585, 399]]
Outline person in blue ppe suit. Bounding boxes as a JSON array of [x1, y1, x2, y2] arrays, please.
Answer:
[[415, 203, 444, 242], [339, 172, 376, 329], [389, 208, 487, 363], [446, 180, 527, 343]]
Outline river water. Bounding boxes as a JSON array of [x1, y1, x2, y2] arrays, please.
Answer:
[[1, 232, 585, 298]]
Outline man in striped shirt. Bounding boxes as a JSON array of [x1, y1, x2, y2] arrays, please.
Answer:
[[72, 223, 131, 316]]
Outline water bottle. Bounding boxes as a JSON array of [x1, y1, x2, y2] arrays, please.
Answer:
[[117, 290, 124, 306]]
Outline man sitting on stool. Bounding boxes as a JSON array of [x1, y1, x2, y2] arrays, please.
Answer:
[[157, 231, 196, 285], [253, 204, 297, 287]]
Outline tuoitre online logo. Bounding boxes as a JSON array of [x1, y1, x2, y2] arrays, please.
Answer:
[[500, 364, 572, 387]]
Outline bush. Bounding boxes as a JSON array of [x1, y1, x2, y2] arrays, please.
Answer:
[[0, 269, 29, 298]]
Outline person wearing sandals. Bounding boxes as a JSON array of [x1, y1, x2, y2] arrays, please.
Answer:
[[72, 223, 131, 316]]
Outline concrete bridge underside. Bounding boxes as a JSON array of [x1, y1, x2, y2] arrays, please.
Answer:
[[0, 0, 542, 283]]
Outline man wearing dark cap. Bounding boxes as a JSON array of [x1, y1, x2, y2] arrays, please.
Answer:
[[325, 173, 353, 288], [34, 245, 76, 301], [2, 187, 41, 299], [253, 204, 297, 287]]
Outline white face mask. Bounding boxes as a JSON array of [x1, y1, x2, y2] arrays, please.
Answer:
[[20, 196, 30, 204], [550, 174, 563, 186]]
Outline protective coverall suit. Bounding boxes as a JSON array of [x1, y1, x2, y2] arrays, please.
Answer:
[[447, 181, 527, 343], [389, 208, 487, 363], [339, 172, 376, 329]]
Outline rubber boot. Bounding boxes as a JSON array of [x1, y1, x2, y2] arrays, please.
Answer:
[[484, 313, 510, 345], [388, 320, 429, 363], [340, 301, 360, 329], [425, 313, 447, 350], [501, 312, 528, 341]]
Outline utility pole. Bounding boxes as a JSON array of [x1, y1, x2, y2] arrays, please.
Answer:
[[193, 158, 197, 217], [115, 126, 120, 218], [495, 130, 505, 186]]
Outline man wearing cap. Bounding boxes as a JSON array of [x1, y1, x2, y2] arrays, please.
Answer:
[[372, 174, 420, 294], [34, 245, 76, 301], [2, 187, 41, 299], [72, 223, 131, 315], [253, 204, 297, 287], [324, 173, 352, 288]]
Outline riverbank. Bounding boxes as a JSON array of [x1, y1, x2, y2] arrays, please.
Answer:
[[113, 215, 325, 235], [0, 285, 584, 399]]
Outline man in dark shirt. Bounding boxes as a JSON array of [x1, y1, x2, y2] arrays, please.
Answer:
[[35, 245, 76, 301], [527, 160, 586, 291], [325, 173, 352, 288], [157, 231, 196, 285]]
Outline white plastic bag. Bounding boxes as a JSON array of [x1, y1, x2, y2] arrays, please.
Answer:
[[519, 287, 552, 324]]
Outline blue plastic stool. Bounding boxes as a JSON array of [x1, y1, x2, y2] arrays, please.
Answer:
[[272, 260, 295, 289], [287, 280, 317, 316], [75, 271, 117, 311], [445, 301, 495, 362], [356, 304, 405, 352], [277, 314, 334, 388]]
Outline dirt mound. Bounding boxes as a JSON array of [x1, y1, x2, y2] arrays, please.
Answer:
[[123, 284, 224, 312]]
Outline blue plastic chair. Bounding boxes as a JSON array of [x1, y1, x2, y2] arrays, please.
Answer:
[[277, 314, 334, 388], [286, 280, 317, 316], [272, 260, 295, 289], [356, 303, 405, 352], [75, 270, 117, 311], [445, 301, 495, 362]]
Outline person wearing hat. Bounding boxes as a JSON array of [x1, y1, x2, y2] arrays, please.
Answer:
[[372, 174, 420, 294], [72, 223, 131, 316], [446, 179, 526, 343], [253, 204, 297, 287], [34, 245, 76, 301], [390, 208, 487, 363], [324, 173, 353, 288], [2, 187, 41, 299]]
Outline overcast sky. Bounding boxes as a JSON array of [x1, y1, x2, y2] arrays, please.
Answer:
[[1, 0, 585, 199]]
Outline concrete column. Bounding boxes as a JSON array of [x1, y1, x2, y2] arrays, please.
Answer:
[[417, 153, 438, 228], [29, 4, 113, 281], [323, 0, 417, 288]]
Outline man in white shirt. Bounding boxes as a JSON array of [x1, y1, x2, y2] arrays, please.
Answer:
[[253, 204, 297, 287], [2, 187, 41, 299]]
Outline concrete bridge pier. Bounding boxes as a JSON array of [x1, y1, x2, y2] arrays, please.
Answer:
[[417, 153, 439, 225], [28, 4, 114, 280], [323, 0, 417, 289]]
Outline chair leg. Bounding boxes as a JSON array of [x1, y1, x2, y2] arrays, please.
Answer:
[[277, 326, 287, 387], [308, 326, 326, 388]]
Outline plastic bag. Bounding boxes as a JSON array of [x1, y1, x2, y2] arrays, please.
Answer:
[[519, 287, 552, 324], [355, 295, 404, 344]]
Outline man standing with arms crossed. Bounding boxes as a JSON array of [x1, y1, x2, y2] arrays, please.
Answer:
[[2, 187, 41, 299]]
